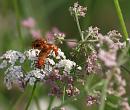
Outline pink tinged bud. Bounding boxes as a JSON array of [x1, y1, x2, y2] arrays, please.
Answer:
[[45, 32, 55, 43], [30, 30, 42, 39], [45, 27, 65, 43], [52, 27, 60, 34], [53, 69, 59, 74], [21, 17, 36, 29], [45, 27, 60, 43], [67, 39, 77, 48]]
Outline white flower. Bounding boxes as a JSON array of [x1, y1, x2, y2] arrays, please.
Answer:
[[4, 66, 24, 90], [25, 69, 45, 85], [24, 49, 40, 60], [29, 77, 36, 85], [44, 64, 53, 72], [77, 66, 82, 70], [33, 69, 45, 79], [56, 59, 76, 73], [0, 50, 25, 66], [0, 47, 81, 89], [46, 58, 55, 65], [55, 49, 66, 59], [48, 48, 66, 59], [0, 60, 7, 69], [44, 58, 54, 72]]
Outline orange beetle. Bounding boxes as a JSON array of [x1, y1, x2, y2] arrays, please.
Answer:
[[32, 39, 58, 68]]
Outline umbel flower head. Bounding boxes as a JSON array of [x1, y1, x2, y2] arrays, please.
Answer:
[[97, 30, 125, 68], [45, 28, 65, 44], [69, 2, 87, 17], [4, 66, 25, 90], [0, 39, 81, 97]]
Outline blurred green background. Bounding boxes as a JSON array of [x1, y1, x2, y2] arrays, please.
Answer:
[[0, 0, 130, 110], [0, 0, 130, 51]]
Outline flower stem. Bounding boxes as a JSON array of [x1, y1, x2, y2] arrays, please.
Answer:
[[114, 0, 129, 41], [62, 86, 66, 104], [47, 96, 55, 110], [25, 82, 37, 110], [99, 73, 112, 110], [75, 12, 84, 41], [34, 96, 41, 110], [54, 90, 86, 109], [13, 0, 23, 43]]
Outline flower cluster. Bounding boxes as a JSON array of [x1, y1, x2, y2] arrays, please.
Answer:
[[0, 47, 81, 97], [0, 2, 130, 110], [70, 22, 129, 109], [86, 51, 101, 74], [97, 31, 125, 68], [106, 67, 130, 109], [107, 68, 126, 96], [22, 17, 35, 29], [45, 28, 65, 44], [85, 26, 99, 39], [22, 18, 66, 44], [86, 95, 100, 106], [120, 98, 130, 110], [46, 69, 80, 97], [69, 2, 87, 17], [0, 50, 25, 67], [82, 26, 125, 68], [21, 17, 42, 39], [4, 66, 24, 90]]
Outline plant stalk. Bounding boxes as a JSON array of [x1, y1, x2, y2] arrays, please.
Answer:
[[25, 82, 37, 110], [47, 96, 55, 110], [75, 12, 84, 41], [13, 0, 23, 43], [62, 86, 66, 104], [114, 0, 129, 41], [99, 73, 112, 110]]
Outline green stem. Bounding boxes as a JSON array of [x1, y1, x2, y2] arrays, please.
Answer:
[[85, 74, 94, 93], [11, 86, 30, 110], [25, 82, 37, 110], [74, 11, 84, 41], [34, 96, 41, 110], [62, 86, 66, 104], [114, 0, 129, 41], [99, 74, 112, 110], [13, 0, 23, 42], [54, 90, 86, 109], [47, 96, 55, 110], [121, 65, 130, 74]]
